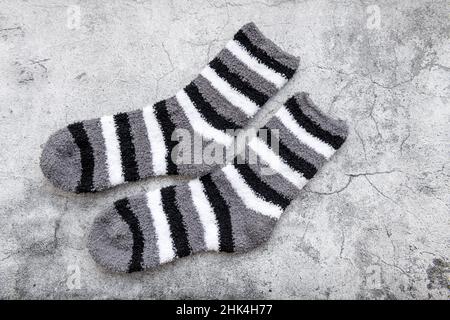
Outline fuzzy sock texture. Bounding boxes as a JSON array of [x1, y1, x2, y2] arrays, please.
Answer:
[[87, 93, 348, 273], [40, 22, 299, 193]]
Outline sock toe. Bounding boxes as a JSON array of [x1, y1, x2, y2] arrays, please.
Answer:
[[40, 127, 82, 192], [88, 204, 134, 273]]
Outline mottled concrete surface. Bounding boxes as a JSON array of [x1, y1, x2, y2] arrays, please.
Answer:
[[0, 0, 448, 299]]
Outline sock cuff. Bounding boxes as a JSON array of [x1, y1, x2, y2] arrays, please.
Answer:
[[243, 92, 348, 196], [238, 22, 300, 74], [266, 92, 348, 160], [288, 92, 348, 140]]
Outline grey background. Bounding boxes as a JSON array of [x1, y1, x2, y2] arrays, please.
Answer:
[[0, 0, 448, 299]]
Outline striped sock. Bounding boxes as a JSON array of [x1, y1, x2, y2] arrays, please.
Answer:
[[40, 22, 299, 193], [87, 92, 348, 273]]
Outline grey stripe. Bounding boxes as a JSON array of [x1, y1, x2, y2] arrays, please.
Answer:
[[193, 75, 249, 127], [127, 109, 154, 179], [165, 96, 193, 130], [266, 117, 326, 169], [127, 194, 160, 269], [83, 118, 110, 191], [294, 93, 348, 138], [217, 48, 277, 96], [241, 22, 299, 71], [211, 169, 277, 252], [166, 96, 224, 177], [175, 184, 206, 253]]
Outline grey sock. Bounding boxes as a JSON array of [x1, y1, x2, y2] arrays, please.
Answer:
[[88, 92, 348, 273], [40, 22, 299, 193]]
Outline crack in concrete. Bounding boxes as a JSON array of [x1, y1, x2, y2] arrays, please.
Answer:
[[399, 128, 411, 155], [373, 253, 412, 279], [346, 169, 401, 177], [306, 175, 354, 195], [307, 170, 401, 196], [0, 26, 23, 33], [153, 42, 176, 99], [367, 90, 382, 138], [329, 76, 356, 113], [29, 58, 50, 73], [161, 42, 174, 70], [354, 127, 368, 161], [339, 229, 346, 258], [364, 176, 396, 202]]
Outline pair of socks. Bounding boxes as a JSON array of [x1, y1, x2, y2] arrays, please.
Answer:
[[40, 23, 348, 273]]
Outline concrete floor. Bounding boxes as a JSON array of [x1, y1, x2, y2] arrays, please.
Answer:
[[0, 0, 448, 299]]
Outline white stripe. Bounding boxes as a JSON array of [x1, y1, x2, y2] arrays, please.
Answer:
[[188, 179, 220, 251], [142, 104, 167, 175], [201, 66, 259, 117], [248, 137, 308, 189], [146, 189, 176, 264], [222, 164, 282, 219], [176, 90, 234, 146], [276, 106, 335, 158], [100, 115, 124, 186], [226, 40, 287, 89]]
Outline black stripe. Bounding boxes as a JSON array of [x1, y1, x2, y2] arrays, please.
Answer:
[[160, 186, 191, 258], [261, 128, 317, 179], [113, 113, 140, 182], [114, 198, 144, 273], [234, 30, 295, 79], [285, 97, 345, 149], [209, 58, 269, 106], [184, 82, 240, 131], [153, 100, 178, 175], [200, 174, 234, 252], [67, 122, 95, 193], [233, 161, 290, 209]]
